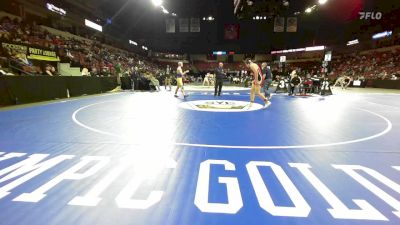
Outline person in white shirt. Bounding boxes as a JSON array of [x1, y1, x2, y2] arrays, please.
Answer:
[[81, 67, 90, 76], [203, 73, 211, 86]]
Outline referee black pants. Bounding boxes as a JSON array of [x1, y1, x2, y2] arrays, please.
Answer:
[[214, 79, 223, 96]]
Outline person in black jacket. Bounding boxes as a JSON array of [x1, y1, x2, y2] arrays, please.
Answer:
[[261, 62, 273, 99], [214, 62, 226, 96], [130, 67, 140, 91], [289, 72, 301, 96]]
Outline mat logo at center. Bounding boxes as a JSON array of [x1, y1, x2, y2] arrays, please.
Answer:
[[179, 100, 263, 112]]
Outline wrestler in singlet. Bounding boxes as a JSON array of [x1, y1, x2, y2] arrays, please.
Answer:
[[244, 59, 271, 108], [174, 61, 189, 98], [255, 64, 264, 85]]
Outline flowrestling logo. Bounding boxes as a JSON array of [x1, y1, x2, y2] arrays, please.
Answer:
[[179, 100, 263, 112], [359, 12, 382, 20]]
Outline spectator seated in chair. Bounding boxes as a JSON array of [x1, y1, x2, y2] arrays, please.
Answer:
[[81, 67, 90, 76], [289, 73, 302, 96], [0, 64, 14, 75], [148, 74, 161, 91], [303, 77, 313, 94], [45, 64, 54, 76]]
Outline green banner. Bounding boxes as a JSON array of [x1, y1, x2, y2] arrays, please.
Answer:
[[27, 47, 59, 61]]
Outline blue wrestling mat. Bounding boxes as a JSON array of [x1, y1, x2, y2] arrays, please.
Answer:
[[0, 90, 399, 225]]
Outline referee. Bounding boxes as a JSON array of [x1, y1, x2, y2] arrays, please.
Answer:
[[214, 62, 226, 97]]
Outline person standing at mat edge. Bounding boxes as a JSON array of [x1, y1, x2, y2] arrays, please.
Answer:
[[261, 62, 273, 99], [214, 62, 226, 96], [244, 59, 271, 108], [165, 65, 172, 91], [174, 61, 189, 98]]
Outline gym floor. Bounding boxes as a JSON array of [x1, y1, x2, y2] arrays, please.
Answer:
[[0, 87, 399, 225]]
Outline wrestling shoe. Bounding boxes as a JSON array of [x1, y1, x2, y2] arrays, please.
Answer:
[[263, 100, 271, 109]]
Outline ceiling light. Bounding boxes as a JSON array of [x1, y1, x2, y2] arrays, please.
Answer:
[[208, 16, 213, 20], [305, 46, 325, 51], [160, 6, 168, 14], [151, 0, 162, 7], [318, 0, 328, 5], [283, 0, 289, 7], [264, 16, 267, 19], [129, 40, 138, 46], [346, 39, 359, 46], [305, 8, 312, 13], [256, 16, 259, 20]]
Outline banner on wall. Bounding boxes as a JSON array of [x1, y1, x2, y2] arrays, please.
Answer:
[[179, 18, 189, 32], [224, 24, 240, 40], [286, 17, 298, 32], [274, 17, 285, 32], [165, 18, 175, 33], [190, 18, 200, 32], [1, 42, 60, 61]]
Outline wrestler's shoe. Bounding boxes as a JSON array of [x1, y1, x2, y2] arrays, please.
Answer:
[[263, 100, 271, 109]]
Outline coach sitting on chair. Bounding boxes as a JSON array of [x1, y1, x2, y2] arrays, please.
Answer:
[[214, 62, 226, 96], [289, 72, 301, 96]]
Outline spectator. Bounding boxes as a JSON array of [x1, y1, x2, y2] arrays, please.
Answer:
[[45, 64, 54, 76], [149, 75, 161, 91], [130, 66, 139, 91], [81, 67, 90, 76], [0, 64, 13, 75], [289, 73, 301, 96]]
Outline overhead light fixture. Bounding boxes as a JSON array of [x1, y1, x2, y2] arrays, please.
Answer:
[[372, 31, 392, 39], [294, 11, 300, 15], [305, 46, 325, 51], [283, 0, 289, 7], [208, 16, 213, 21], [305, 5, 317, 13], [160, 6, 169, 14], [264, 16, 267, 20], [85, 19, 102, 32], [346, 39, 359, 46], [256, 16, 259, 20], [318, 0, 328, 5], [172, 13, 177, 16], [46, 3, 66, 16], [129, 40, 138, 46], [151, 0, 163, 7]]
